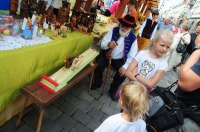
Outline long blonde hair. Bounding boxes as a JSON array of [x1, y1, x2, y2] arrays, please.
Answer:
[[120, 81, 149, 121], [147, 30, 174, 50]]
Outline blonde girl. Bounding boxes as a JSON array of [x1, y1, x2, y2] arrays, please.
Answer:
[[126, 30, 174, 91], [95, 81, 149, 132]]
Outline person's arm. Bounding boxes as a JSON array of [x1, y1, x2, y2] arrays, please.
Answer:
[[122, 40, 138, 69], [178, 35, 200, 91], [101, 29, 113, 50], [138, 19, 147, 37], [126, 58, 165, 88], [126, 58, 138, 81], [135, 70, 165, 88], [182, 33, 191, 45], [150, 24, 158, 40]]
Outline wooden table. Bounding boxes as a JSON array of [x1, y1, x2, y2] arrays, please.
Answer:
[[15, 63, 98, 132], [0, 30, 93, 115]]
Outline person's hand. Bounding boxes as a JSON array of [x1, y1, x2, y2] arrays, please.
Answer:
[[181, 36, 185, 42], [112, 17, 118, 23], [108, 41, 118, 49], [119, 67, 126, 77]]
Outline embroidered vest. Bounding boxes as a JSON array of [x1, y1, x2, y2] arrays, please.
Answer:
[[111, 27, 136, 61], [142, 19, 157, 39]]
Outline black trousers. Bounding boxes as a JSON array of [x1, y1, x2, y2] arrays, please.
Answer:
[[94, 50, 126, 96]]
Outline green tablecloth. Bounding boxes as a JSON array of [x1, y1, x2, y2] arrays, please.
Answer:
[[0, 31, 93, 111]]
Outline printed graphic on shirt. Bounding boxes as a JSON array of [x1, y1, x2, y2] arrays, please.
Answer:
[[140, 60, 155, 77]]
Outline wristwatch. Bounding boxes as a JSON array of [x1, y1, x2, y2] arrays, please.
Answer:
[[135, 74, 140, 78], [193, 45, 200, 51]]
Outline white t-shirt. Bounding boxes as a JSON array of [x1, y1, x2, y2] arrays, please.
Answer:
[[95, 113, 147, 132], [135, 50, 168, 78]]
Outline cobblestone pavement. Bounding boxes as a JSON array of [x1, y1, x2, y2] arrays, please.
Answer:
[[0, 42, 180, 132], [0, 67, 179, 132]]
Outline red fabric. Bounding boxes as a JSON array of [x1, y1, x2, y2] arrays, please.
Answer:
[[28, 25, 32, 30], [99, 1, 104, 6]]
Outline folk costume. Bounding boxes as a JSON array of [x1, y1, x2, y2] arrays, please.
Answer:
[[138, 18, 158, 50], [92, 15, 138, 99]]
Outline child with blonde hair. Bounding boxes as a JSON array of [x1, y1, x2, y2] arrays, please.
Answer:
[[95, 81, 149, 132], [126, 30, 174, 92]]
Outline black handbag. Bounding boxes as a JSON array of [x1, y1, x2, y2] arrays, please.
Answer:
[[176, 33, 188, 53], [146, 81, 184, 132], [176, 42, 187, 53]]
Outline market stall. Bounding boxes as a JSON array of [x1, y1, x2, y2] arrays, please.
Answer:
[[0, 30, 93, 125]]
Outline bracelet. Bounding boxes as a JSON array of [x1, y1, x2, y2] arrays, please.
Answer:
[[135, 74, 140, 78]]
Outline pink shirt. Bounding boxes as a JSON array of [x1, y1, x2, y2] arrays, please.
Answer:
[[172, 26, 179, 34], [108, 1, 120, 14]]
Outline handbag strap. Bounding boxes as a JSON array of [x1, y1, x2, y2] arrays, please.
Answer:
[[146, 124, 157, 132], [162, 80, 178, 91], [182, 32, 188, 37], [179, 33, 188, 42]]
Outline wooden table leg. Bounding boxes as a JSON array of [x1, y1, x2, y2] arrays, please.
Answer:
[[15, 98, 29, 129], [88, 70, 95, 92], [36, 108, 45, 132]]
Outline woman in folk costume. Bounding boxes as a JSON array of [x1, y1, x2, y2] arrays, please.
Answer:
[[166, 23, 191, 71], [137, 10, 159, 50]]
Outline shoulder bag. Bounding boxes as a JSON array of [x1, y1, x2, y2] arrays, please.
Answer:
[[146, 81, 184, 132], [176, 33, 188, 53]]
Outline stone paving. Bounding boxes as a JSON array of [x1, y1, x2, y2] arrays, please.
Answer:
[[0, 67, 179, 132], [0, 41, 180, 132]]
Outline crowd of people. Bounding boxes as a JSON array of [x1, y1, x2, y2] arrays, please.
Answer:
[[6, 0, 200, 131], [90, 0, 200, 131]]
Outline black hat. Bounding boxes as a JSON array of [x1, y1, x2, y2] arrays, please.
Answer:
[[118, 14, 137, 28]]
